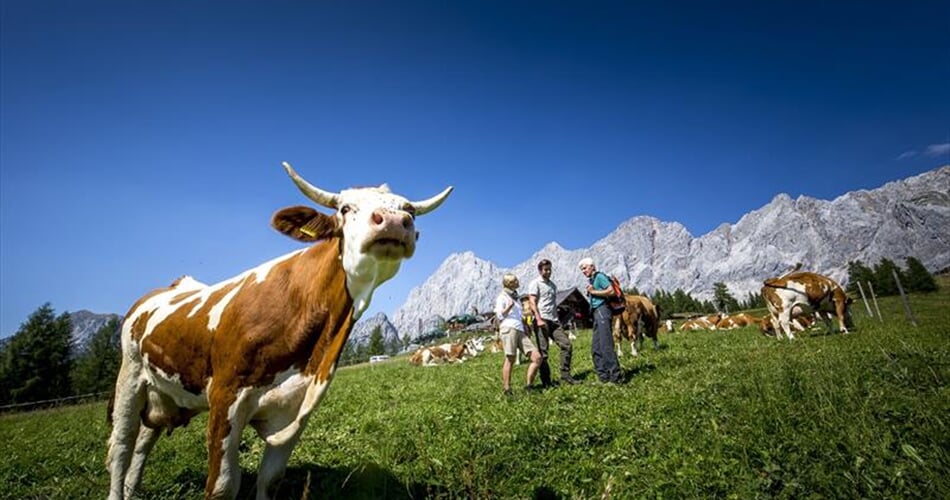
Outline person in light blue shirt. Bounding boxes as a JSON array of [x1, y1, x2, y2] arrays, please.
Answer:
[[578, 257, 623, 383]]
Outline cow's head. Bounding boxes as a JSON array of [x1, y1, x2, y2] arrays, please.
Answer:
[[272, 162, 452, 315]]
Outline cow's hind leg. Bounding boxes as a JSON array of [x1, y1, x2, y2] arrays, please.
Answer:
[[123, 425, 161, 495], [106, 366, 147, 500]]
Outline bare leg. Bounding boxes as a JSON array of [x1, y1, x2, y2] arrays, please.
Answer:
[[525, 350, 542, 386]]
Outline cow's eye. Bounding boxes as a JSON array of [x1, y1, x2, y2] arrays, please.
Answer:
[[340, 205, 353, 216], [403, 203, 416, 218]]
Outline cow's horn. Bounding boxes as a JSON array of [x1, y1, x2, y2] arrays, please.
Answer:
[[283, 162, 340, 209], [411, 186, 454, 215]]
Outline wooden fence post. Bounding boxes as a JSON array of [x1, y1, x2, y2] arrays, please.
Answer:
[[867, 281, 884, 322], [856, 281, 874, 317], [891, 269, 919, 327]]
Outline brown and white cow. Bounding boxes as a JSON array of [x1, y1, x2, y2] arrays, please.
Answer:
[[612, 295, 660, 356], [105, 162, 451, 500], [680, 313, 722, 331], [761, 271, 853, 340], [715, 313, 759, 330], [758, 310, 814, 336], [408, 340, 477, 366]]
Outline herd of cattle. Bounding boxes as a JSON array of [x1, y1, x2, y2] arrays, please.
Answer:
[[407, 269, 856, 365]]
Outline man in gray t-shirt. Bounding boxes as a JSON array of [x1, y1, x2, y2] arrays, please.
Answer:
[[527, 259, 580, 386]]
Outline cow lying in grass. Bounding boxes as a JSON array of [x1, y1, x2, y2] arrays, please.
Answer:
[[408, 339, 480, 366], [680, 314, 722, 331], [715, 313, 759, 330]]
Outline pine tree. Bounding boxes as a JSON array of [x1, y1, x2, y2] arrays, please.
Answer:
[[873, 258, 902, 296], [0, 303, 73, 404], [367, 325, 385, 356], [902, 257, 937, 293], [846, 260, 875, 295], [712, 282, 740, 313], [672, 289, 691, 314], [71, 317, 121, 395]]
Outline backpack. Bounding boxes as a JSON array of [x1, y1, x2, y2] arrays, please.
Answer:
[[598, 272, 626, 315]]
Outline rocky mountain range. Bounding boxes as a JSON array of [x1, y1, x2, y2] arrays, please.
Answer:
[[389, 165, 950, 339]]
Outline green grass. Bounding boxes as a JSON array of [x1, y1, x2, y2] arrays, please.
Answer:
[[2, 284, 948, 499]]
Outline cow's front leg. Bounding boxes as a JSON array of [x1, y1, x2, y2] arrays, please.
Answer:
[[255, 431, 303, 500], [205, 388, 249, 499], [835, 302, 850, 334]]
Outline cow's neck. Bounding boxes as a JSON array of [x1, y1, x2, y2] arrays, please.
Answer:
[[342, 247, 402, 321], [279, 239, 357, 378]]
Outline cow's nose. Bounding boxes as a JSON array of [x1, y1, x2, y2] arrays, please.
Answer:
[[371, 209, 414, 229]]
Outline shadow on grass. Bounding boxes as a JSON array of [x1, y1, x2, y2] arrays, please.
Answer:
[[573, 362, 656, 385], [167, 462, 442, 500], [533, 485, 566, 499]]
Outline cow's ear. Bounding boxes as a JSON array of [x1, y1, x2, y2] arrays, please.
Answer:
[[271, 206, 340, 242]]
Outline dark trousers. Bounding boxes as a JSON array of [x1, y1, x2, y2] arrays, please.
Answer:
[[534, 320, 574, 385], [591, 305, 622, 383]]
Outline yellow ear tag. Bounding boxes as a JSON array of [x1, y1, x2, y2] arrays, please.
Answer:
[[299, 227, 317, 238]]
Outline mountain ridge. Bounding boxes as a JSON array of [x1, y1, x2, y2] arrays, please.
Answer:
[[389, 165, 950, 339]]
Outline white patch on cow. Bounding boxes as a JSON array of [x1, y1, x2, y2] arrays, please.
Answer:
[[129, 277, 207, 343], [207, 282, 243, 331]]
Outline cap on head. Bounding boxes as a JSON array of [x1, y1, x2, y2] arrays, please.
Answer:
[[578, 257, 594, 270]]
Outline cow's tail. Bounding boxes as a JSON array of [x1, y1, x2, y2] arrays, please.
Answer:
[[779, 262, 803, 278]]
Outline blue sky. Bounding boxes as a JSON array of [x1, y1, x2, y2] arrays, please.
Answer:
[[2, 1, 948, 338]]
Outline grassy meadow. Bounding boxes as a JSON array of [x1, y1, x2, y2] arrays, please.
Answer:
[[1, 283, 948, 499]]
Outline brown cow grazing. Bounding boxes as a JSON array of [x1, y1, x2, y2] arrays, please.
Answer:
[[105, 163, 451, 500], [761, 271, 853, 340], [612, 295, 660, 356]]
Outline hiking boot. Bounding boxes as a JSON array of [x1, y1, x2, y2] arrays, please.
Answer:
[[503, 388, 513, 397], [561, 376, 581, 385]]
